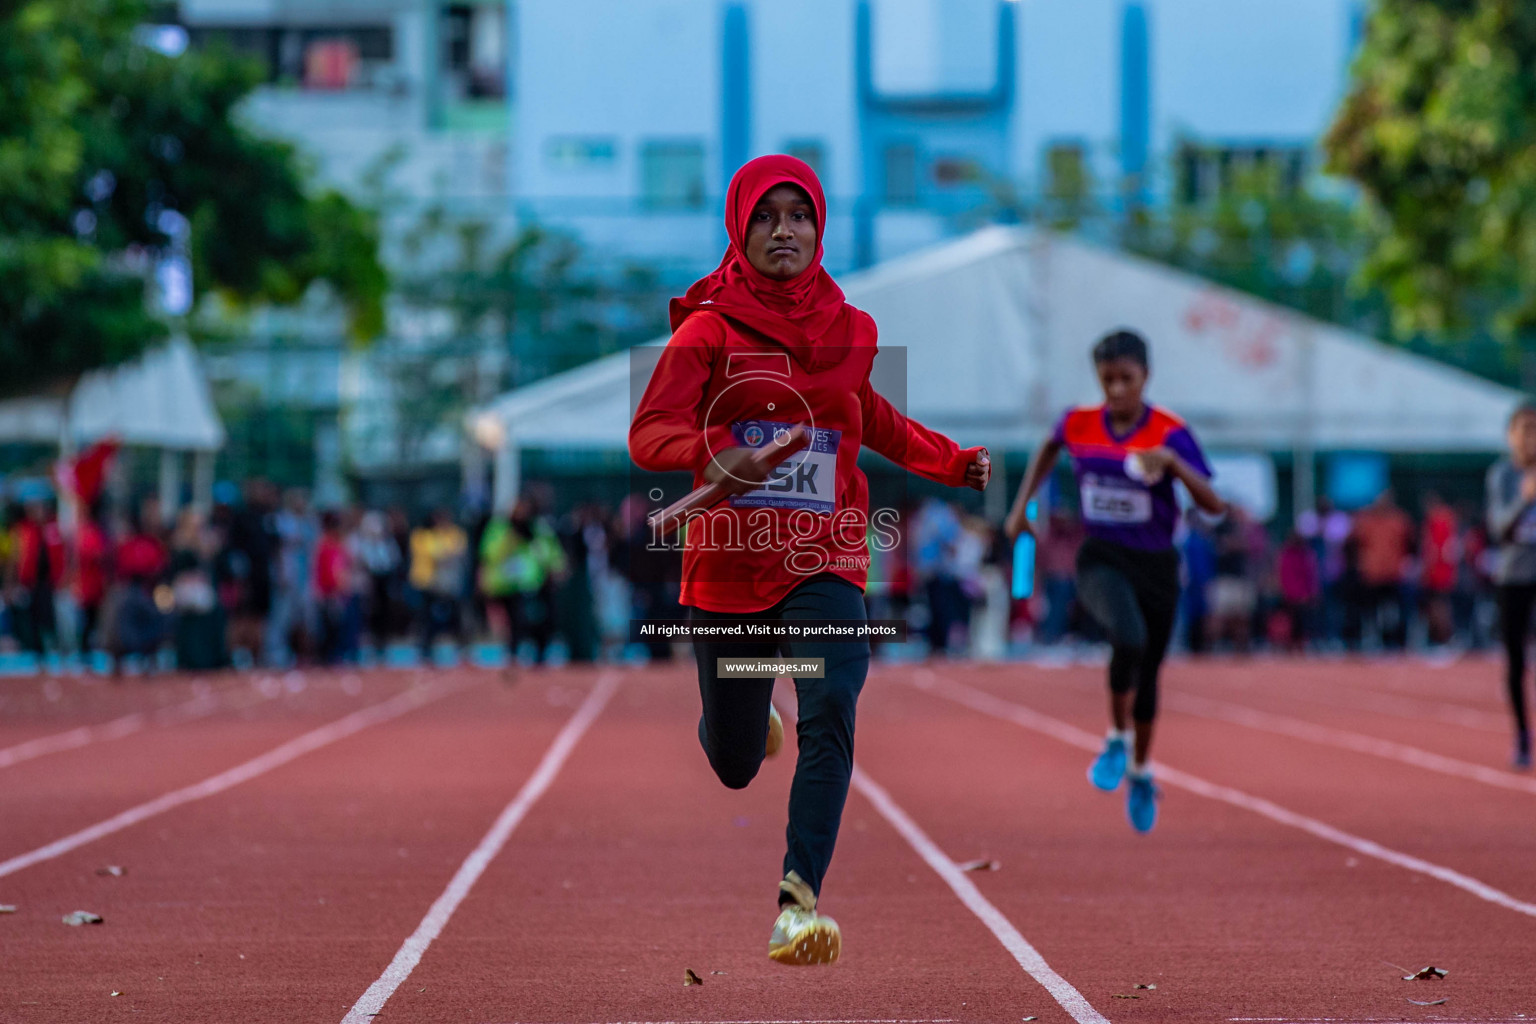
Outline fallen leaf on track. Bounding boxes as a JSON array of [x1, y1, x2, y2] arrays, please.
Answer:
[[1404, 966, 1447, 980], [1408, 998, 1448, 1006], [1112, 994, 1140, 999], [684, 969, 703, 987], [96, 866, 126, 877], [710, 971, 727, 975], [0, 905, 16, 914], [110, 991, 121, 997], [1135, 983, 1157, 990], [957, 859, 1000, 872], [1023, 1017, 1038, 1021], [62, 910, 103, 926]]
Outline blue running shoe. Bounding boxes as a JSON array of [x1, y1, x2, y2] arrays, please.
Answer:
[[1514, 731, 1532, 771], [1127, 772, 1159, 833], [1089, 735, 1128, 791]]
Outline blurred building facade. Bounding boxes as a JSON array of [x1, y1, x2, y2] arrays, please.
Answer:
[[178, 0, 517, 492], [514, 0, 1366, 276], [176, 0, 1369, 490], [179, 0, 510, 212], [182, 0, 1367, 276]]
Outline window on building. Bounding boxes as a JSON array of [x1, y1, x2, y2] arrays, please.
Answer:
[[546, 137, 618, 170], [1045, 145, 1087, 199], [442, 4, 508, 100], [784, 140, 826, 181], [1176, 143, 1308, 204], [883, 143, 919, 205], [871, 0, 998, 98], [188, 25, 394, 90], [303, 38, 357, 90], [931, 156, 982, 186], [1043, 143, 1094, 227], [641, 141, 706, 210]]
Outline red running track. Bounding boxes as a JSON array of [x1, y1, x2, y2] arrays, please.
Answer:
[[1, 657, 1533, 1024]]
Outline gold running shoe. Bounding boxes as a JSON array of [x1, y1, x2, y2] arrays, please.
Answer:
[[768, 871, 841, 966], [765, 703, 785, 758]]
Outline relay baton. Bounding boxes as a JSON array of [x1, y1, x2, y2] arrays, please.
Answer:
[[1011, 499, 1039, 600], [647, 424, 811, 538]]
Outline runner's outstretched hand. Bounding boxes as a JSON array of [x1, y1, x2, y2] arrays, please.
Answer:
[[964, 450, 991, 492]]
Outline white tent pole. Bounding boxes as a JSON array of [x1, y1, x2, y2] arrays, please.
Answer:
[[461, 441, 488, 510], [1293, 445, 1315, 522], [1294, 322, 1318, 519], [1027, 228, 1054, 435], [492, 437, 520, 514], [192, 450, 215, 512], [158, 448, 182, 524], [56, 418, 78, 539]]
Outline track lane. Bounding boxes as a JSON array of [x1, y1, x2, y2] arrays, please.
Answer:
[[948, 664, 1536, 896], [871, 664, 1536, 1023], [393, 665, 1085, 1024], [1022, 661, 1522, 771], [0, 671, 424, 858], [0, 669, 589, 1024]]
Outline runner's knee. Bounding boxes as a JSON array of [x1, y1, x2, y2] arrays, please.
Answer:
[[708, 750, 763, 790]]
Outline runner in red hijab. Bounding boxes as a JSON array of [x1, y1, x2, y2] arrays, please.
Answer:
[[670, 154, 847, 372], [630, 155, 990, 965]]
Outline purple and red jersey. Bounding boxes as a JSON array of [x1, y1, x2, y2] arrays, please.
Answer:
[[1051, 403, 1212, 552]]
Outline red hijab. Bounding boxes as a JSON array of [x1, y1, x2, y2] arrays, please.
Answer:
[[670, 155, 849, 371]]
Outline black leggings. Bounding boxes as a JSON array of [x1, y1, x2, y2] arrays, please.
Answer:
[[1498, 583, 1536, 738], [689, 574, 869, 900], [1075, 540, 1179, 724]]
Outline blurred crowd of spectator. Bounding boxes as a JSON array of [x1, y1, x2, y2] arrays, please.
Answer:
[[1027, 490, 1498, 656], [0, 479, 1505, 672], [0, 481, 639, 672]]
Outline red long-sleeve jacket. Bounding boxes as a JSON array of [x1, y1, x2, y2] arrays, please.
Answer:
[[629, 310, 981, 613], [12, 519, 66, 590]]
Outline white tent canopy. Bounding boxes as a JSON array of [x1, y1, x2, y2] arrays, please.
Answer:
[[469, 227, 1522, 509], [0, 337, 225, 514], [0, 337, 225, 452]]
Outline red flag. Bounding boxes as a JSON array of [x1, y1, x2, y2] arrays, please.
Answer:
[[57, 438, 121, 505]]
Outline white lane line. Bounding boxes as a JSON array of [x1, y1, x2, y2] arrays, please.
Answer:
[[1167, 692, 1536, 795], [913, 671, 1536, 921], [1015, 661, 1511, 733], [497, 1020, 961, 1024], [0, 691, 228, 771], [0, 677, 468, 879], [0, 680, 300, 772], [1250, 682, 1506, 733], [852, 768, 1111, 1024], [1181, 675, 1510, 734], [0, 711, 150, 769], [341, 672, 620, 1024]]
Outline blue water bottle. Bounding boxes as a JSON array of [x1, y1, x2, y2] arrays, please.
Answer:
[[1011, 500, 1038, 600]]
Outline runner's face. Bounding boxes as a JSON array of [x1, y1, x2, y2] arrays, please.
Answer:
[[1509, 413, 1536, 465], [745, 184, 817, 281], [1095, 357, 1147, 418]]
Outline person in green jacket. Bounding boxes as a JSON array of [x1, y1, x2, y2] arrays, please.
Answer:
[[479, 497, 567, 671]]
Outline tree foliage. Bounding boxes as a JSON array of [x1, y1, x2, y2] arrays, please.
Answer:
[[368, 202, 667, 466], [1326, 0, 1536, 339], [0, 0, 385, 395], [1127, 160, 1372, 331]]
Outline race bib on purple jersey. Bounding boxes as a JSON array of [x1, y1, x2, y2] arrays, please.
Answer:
[[1053, 404, 1212, 551], [1081, 475, 1153, 525]]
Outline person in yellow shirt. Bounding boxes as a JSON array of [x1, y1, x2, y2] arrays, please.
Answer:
[[409, 508, 467, 662]]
